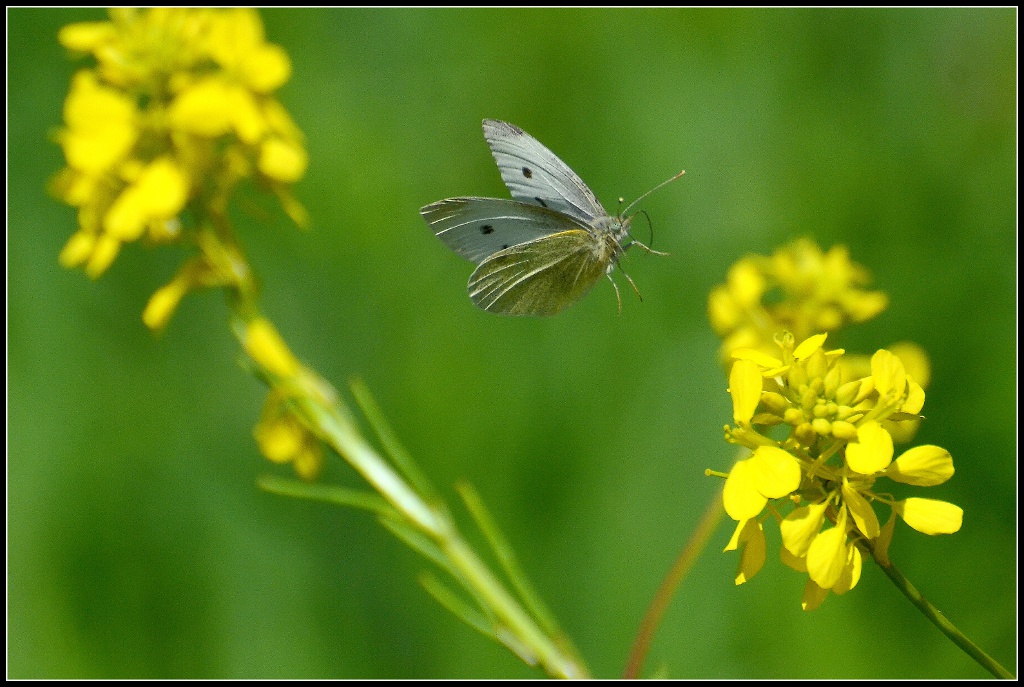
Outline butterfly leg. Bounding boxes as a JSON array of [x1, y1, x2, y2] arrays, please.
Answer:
[[628, 239, 670, 257], [621, 269, 644, 303], [606, 273, 623, 314]]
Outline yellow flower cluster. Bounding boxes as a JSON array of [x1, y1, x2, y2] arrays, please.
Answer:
[[707, 237, 929, 445], [254, 394, 324, 481], [245, 318, 325, 480], [720, 332, 961, 610], [52, 8, 307, 325], [708, 239, 889, 363]]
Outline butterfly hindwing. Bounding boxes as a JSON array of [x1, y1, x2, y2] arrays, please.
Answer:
[[467, 230, 610, 316], [421, 197, 589, 265], [482, 119, 606, 224]]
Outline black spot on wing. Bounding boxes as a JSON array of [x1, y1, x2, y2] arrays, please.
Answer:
[[480, 224, 494, 235], [522, 166, 533, 179], [502, 244, 509, 249]]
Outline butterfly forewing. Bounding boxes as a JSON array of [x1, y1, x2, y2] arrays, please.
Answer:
[[482, 119, 607, 224], [421, 197, 590, 265], [468, 230, 610, 316]]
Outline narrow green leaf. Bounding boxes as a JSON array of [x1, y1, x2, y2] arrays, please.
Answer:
[[257, 474, 395, 517], [419, 571, 496, 640], [377, 515, 450, 572], [456, 481, 562, 638], [380, 516, 497, 626], [349, 377, 439, 502]]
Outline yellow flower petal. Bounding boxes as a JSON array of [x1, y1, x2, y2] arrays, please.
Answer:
[[793, 333, 828, 360], [139, 158, 189, 216], [243, 44, 291, 93], [244, 318, 300, 378], [723, 518, 746, 552], [60, 71, 138, 173], [62, 71, 133, 129], [874, 513, 897, 566], [723, 458, 767, 521], [208, 8, 264, 67], [58, 230, 97, 268], [884, 416, 921, 445], [842, 480, 880, 539], [749, 446, 801, 499], [103, 189, 146, 242], [896, 498, 963, 535], [84, 234, 121, 278], [104, 158, 188, 241], [259, 137, 308, 182], [780, 543, 807, 572], [806, 524, 848, 589], [732, 348, 782, 369], [901, 376, 925, 415], [872, 348, 907, 400], [292, 439, 324, 482], [708, 285, 740, 334], [726, 258, 765, 306], [729, 359, 762, 425], [845, 421, 893, 474], [801, 579, 830, 612], [254, 413, 305, 463], [228, 86, 266, 144], [780, 501, 827, 557], [831, 543, 862, 595], [843, 290, 888, 323], [169, 78, 235, 137], [142, 280, 188, 332], [733, 518, 766, 585], [886, 445, 954, 486], [54, 169, 100, 207], [103, 191, 151, 242], [58, 21, 115, 51]]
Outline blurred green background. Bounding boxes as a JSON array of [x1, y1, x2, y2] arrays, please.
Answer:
[[8, 7, 1016, 679]]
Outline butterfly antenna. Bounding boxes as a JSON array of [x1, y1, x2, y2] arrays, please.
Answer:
[[637, 209, 669, 255], [622, 169, 686, 217], [623, 214, 670, 257]]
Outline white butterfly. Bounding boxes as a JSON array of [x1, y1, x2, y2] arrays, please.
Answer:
[[421, 119, 683, 316]]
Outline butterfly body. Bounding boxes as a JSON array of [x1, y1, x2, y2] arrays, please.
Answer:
[[422, 119, 674, 316]]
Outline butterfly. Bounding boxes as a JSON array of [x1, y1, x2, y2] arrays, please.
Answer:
[[421, 119, 684, 316]]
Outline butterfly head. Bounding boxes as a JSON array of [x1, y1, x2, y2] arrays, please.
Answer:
[[586, 212, 632, 264]]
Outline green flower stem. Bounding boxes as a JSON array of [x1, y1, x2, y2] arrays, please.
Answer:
[[281, 377, 589, 679], [299, 397, 442, 534], [455, 481, 578, 656], [439, 532, 589, 679], [623, 487, 725, 679], [869, 545, 1013, 679]]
